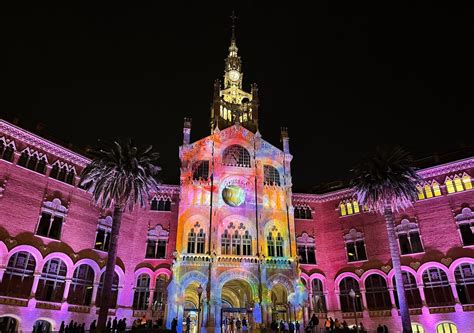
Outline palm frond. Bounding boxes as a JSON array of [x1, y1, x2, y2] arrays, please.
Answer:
[[350, 146, 421, 214], [80, 139, 161, 211]]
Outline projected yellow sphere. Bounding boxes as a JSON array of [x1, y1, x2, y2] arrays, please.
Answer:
[[222, 185, 245, 207]]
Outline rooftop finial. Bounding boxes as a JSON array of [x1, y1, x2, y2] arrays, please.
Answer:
[[230, 10, 238, 41]]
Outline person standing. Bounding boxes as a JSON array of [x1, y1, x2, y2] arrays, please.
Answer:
[[171, 317, 178, 333], [106, 318, 112, 332], [90, 320, 97, 333], [186, 315, 191, 333], [295, 321, 300, 333], [59, 321, 65, 333]]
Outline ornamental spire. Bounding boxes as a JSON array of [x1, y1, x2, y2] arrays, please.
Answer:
[[229, 10, 238, 56], [226, 11, 241, 72]]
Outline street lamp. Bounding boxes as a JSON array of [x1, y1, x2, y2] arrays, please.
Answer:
[[197, 284, 204, 333], [349, 289, 359, 333]]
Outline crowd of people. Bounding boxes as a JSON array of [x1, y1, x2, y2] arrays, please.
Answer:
[[305, 314, 390, 333], [56, 316, 166, 333], [222, 316, 249, 332]]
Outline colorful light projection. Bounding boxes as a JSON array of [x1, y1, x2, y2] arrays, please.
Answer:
[[222, 184, 246, 207]]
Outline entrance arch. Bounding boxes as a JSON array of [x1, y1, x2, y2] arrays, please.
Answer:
[[221, 279, 255, 331], [270, 283, 289, 321], [33, 319, 53, 333], [183, 281, 206, 333], [0, 316, 18, 333]]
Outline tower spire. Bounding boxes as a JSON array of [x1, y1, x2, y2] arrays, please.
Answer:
[[228, 11, 239, 57]]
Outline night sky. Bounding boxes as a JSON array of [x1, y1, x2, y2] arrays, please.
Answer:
[[1, 3, 473, 192]]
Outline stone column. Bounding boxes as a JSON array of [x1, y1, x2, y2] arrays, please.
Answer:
[[417, 283, 429, 315], [360, 289, 368, 310], [45, 164, 53, 177], [0, 267, 6, 284], [177, 302, 184, 333], [91, 282, 99, 306], [30, 273, 41, 298], [450, 281, 463, 312], [308, 292, 314, 314], [12, 151, 21, 165], [148, 288, 155, 311], [62, 278, 72, 302]]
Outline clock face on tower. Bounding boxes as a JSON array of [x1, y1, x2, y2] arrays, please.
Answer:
[[228, 70, 240, 82]]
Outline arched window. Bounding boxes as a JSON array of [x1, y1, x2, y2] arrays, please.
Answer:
[[0, 137, 15, 162], [393, 271, 423, 309], [94, 216, 112, 252], [445, 178, 455, 194], [242, 231, 252, 256], [267, 232, 275, 257], [196, 229, 206, 254], [297, 233, 316, 264], [422, 267, 454, 307], [276, 233, 284, 257], [96, 271, 119, 308], [424, 184, 433, 198], [153, 274, 169, 315], [146, 225, 169, 259], [346, 201, 353, 215], [0, 251, 36, 298], [18, 149, 47, 174], [68, 264, 94, 305], [36, 258, 67, 302], [50, 161, 75, 184], [221, 229, 231, 255], [36, 198, 68, 240], [133, 274, 150, 310], [412, 324, 424, 333], [339, 277, 362, 312], [187, 229, 196, 253], [150, 196, 172, 211], [344, 229, 367, 262], [454, 263, 474, 304], [264, 165, 280, 186], [395, 219, 424, 255], [294, 205, 312, 219], [365, 274, 391, 310], [340, 202, 347, 216], [311, 279, 326, 313], [222, 145, 251, 168], [339, 199, 362, 216], [232, 230, 241, 255], [436, 322, 458, 333], [416, 185, 425, 200], [432, 181, 442, 196], [192, 160, 210, 181], [455, 207, 474, 246], [463, 174, 473, 190]]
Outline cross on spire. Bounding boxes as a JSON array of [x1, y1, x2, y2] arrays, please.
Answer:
[[230, 10, 238, 39]]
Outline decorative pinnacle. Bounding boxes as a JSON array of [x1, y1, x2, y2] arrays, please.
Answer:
[[230, 10, 238, 40]]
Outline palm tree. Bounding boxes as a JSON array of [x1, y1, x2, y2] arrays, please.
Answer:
[[80, 139, 161, 331], [351, 146, 420, 333]]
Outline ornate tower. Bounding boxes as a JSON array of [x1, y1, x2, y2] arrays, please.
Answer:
[[211, 14, 259, 133], [168, 14, 304, 333]]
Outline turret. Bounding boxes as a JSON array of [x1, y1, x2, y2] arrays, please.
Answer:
[[183, 118, 192, 145], [281, 127, 290, 154]]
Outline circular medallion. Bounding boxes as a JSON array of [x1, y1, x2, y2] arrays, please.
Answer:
[[222, 184, 245, 207]]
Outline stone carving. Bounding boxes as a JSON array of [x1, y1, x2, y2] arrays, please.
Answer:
[[381, 265, 391, 273], [441, 257, 453, 267], [410, 261, 421, 270]]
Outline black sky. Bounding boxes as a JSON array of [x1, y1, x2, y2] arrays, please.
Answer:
[[1, 2, 473, 192]]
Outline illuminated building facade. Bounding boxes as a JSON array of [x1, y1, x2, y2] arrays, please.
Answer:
[[1, 30, 474, 333]]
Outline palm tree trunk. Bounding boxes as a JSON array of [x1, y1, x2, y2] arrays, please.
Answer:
[[384, 206, 412, 333], [97, 204, 124, 332]]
